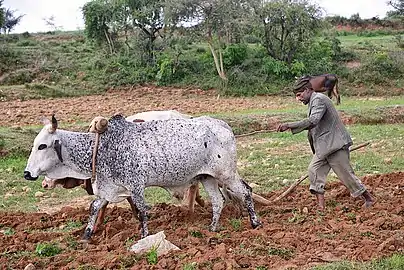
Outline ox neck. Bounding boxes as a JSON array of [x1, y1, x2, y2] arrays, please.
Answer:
[[56, 129, 95, 175]]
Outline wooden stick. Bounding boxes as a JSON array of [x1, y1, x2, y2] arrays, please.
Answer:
[[235, 129, 277, 138], [271, 142, 370, 203]]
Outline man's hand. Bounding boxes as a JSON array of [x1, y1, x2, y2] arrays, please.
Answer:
[[277, 123, 290, 132]]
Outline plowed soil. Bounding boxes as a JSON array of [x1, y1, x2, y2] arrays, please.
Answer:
[[0, 86, 293, 127], [1, 87, 404, 269], [1, 172, 404, 270]]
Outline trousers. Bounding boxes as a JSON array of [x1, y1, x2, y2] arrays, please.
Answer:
[[308, 147, 366, 197]]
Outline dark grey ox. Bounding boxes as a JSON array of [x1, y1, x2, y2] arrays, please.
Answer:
[[24, 115, 261, 240]]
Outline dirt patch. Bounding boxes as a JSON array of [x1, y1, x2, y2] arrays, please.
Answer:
[[345, 61, 361, 69], [1, 172, 404, 269], [0, 86, 292, 127]]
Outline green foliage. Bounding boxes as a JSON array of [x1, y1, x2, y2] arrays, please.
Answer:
[[2, 227, 15, 235], [0, 1, 4, 29], [223, 43, 248, 68], [350, 51, 404, 85], [1, 8, 24, 34], [312, 253, 404, 269], [183, 262, 198, 270], [268, 247, 294, 260], [255, 0, 324, 64], [229, 218, 242, 231], [146, 246, 158, 265], [394, 34, 404, 48], [82, 1, 116, 47], [189, 230, 204, 238], [0, 45, 21, 74], [35, 242, 62, 257], [156, 55, 175, 86]]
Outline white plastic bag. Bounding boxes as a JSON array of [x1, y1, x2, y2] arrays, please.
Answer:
[[129, 231, 180, 256]]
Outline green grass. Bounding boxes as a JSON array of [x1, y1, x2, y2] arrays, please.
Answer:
[[312, 253, 404, 270], [0, 96, 403, 209], [237, 123, 404, 193], [338, 35, 398, 51]]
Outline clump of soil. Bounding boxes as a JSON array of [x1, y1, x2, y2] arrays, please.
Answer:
[[1, 172, 403, 269]]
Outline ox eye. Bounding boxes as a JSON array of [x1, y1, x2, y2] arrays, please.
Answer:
[[38, 144, 47, 150]]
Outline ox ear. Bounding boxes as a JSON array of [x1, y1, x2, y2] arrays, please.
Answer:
[[50, 114, 58, 133], [54, 139, 63, 162]]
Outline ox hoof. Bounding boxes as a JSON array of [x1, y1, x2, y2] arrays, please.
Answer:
[[208, 224, 219, 232], [251, 220, 263, 229]]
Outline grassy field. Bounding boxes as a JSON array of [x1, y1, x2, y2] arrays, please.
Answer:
[[1, 96, 403, 211]]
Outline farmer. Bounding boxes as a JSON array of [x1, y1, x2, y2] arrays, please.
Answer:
[[277, 78, 374, 210]]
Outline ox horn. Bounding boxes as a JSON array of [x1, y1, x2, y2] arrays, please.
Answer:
[[50, 114, 58, 133]]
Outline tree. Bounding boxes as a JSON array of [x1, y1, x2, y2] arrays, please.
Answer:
[[0, 0, 5, 30], [43, 15, 63, 33], [252, 0, 323, 64], [1, 8, 24, 34], [166, 0, 250, 82], [387, 0, 404, 16], [83, 0, 119, 53], [125, 0, 166, 64], [83, 0, 165, 63]]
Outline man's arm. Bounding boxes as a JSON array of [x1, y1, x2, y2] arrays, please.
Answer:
[[287, 97, 327, 134]]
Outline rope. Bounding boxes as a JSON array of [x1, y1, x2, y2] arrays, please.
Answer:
[[88, 117, 108, 184]]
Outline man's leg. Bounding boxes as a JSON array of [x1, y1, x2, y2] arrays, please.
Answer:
[[327, 148, 374, 208], [308, 155, 331, 210]]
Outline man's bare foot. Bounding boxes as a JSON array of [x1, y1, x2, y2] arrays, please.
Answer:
[[316, 193, 325, 211]]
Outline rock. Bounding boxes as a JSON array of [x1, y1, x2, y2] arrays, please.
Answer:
[[302, 207, 309, 214], [24, 263, 35, 270], [249, 183, 260, 189], [22, 186, 32, 192], [130, 231, 180, 256], [274, 164, 280, 169], [389, 245, 396, 251], [384, 158, 393, 165], [34, 191, 44, 198]]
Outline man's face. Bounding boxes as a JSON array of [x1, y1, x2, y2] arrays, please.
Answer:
[[295, 88, 311, 105]]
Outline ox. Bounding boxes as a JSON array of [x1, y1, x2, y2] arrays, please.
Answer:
[[42, 113, 244, 232], [24, 115, 261, 240], [297, 74, 341, 105]]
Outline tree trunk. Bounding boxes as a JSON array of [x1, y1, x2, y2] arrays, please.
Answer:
[[207, 38, 227, 81]]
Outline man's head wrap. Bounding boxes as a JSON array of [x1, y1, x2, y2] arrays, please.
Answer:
[[293, 77, 312, 94]]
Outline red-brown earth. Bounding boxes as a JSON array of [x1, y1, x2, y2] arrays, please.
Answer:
[[1, 172, 404, 269]]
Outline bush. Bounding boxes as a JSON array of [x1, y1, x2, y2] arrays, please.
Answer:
[[1, 69, 36, 85], [223, 43, 248, 68], [349, 51, 404, 85], [0, 46, 21, 73]]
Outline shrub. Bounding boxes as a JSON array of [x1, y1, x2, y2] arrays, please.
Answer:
[[223, 43, 248, 68]]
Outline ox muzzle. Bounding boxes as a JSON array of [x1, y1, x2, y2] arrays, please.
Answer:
[[24, 171, 38, 181]]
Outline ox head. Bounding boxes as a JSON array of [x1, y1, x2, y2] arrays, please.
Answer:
[[24, 115, 64, 181], [295, 75, 310, 81]]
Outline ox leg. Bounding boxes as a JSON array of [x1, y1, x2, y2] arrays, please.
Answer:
[[130, 189, 149, 238], [187, 184, 198, 213], [227, 176, 262, 229], [82, 198, 108, 241], [200, 176, 224, 232], [127, 197, 139, 217], [195, 185, 205, 208], [93, 202, 109, 233]]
